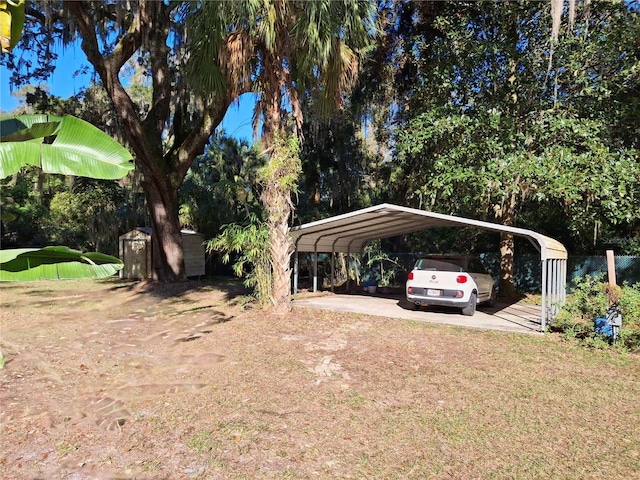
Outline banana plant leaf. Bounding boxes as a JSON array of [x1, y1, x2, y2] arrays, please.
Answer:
[[0, 0, 25, 53], [0, 114, 134, 179], [0, 246, 124, 281]]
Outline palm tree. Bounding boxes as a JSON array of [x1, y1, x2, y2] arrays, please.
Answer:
[[189, 0, 375, 312]]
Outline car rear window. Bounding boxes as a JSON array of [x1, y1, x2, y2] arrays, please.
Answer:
[[414, 258, 464, 272]]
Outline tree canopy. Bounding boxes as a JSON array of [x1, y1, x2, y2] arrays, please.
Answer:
[[2, 0, 638, 297], [372, 0, 639, 283]]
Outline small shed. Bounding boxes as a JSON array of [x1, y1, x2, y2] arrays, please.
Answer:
[[118, 227, 206, 279]]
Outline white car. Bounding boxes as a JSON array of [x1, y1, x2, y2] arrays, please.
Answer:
[[406, 255, 497, 316]]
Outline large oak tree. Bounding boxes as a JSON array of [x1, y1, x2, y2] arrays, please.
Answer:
[[67, 1, 246, 281], [4, 1, 248, 281], [5, 1, 374, 293]]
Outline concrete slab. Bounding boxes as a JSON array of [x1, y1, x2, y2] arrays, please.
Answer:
[[293, 292, 543, 334]]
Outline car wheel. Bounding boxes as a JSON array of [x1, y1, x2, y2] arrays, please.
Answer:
[[462, 293, 477, 316], [408, 301, 419, 311]]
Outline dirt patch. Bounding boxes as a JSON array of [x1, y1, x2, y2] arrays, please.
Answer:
[[1, 279, 639, 479]]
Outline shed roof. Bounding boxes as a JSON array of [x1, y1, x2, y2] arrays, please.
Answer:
[[290, 203, 567, 260]]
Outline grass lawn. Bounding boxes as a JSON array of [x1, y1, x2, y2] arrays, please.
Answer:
[[1, 278, 639, 479]]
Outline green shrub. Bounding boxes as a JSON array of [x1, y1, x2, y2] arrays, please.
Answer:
[[618, 284, 640, 351], [553, 274, 609, 339], [553, 275, 640, 351], [206, 213, 272, 307]]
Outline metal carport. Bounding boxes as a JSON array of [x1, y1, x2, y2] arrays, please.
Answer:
[[290, 203, 567, 332]]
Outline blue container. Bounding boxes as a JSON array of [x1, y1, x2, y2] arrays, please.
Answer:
[[594, 317, 613, 337]]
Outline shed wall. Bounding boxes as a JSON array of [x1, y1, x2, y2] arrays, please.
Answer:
[[182, 233, 206, 277], [118, 229, 205, 279]]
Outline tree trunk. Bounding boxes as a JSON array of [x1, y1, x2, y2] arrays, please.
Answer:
[[499, 232, 517, 298], [258, 47, 298, 312], [338, 253, 348, 285], [260, 131, 300, 313], [142, 170, 185, 282], [262, 151, 298, 313], [267, 198, 294, 313], [495, 192, 518, 298]]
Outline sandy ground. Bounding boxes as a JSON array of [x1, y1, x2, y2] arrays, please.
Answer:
[[2, 279, 639, 480]]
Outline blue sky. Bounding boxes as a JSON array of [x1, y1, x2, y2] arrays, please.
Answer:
[[0, 44, 256, 143]]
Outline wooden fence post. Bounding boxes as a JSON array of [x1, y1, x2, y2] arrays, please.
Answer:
[[606, 250, 616, 287]]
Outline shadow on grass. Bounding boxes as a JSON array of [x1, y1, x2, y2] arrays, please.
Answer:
[[23, 289, 58, 297], [101, 276, 253, 307]]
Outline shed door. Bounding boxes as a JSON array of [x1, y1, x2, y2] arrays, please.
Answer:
[[123, 239, 149, 279]]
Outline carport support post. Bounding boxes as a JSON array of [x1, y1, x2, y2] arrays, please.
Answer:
[[555, 259, 562, 317], [313, 250, 318, 293], [293, 250, 299, 294], [541, 259, 547, 332], [547, 261, 551, 332], [560, 258, 567, 305], [346, 250, 351, 292]]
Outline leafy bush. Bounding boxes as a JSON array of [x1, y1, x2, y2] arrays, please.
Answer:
[[206, 213, 272, 307], [618, 284, 640, 350], [43, 180, 126, 256], [553, 274, 640, 350], [553, 275, 608, 337]]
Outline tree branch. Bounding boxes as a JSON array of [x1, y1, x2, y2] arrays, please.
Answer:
[[66, 1, 151, 167], [173, 92, 237, 184], [143, 1, 173, 142]]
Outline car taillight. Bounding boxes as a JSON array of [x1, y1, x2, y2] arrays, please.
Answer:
[[456, 275, 468, 284], [407, 272, 414, 280]]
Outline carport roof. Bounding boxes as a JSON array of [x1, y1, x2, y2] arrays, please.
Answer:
[[290, 203, 567, 260]]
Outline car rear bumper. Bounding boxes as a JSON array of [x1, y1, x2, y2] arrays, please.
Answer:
[[406, 294, 471, 308], [406, 285, 474, 307]]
